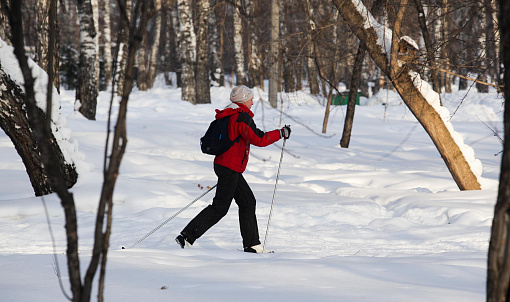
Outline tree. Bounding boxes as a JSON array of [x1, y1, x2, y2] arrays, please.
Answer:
[[178, 0, 197, 103], [340, 0, 383, 148], [195, 0, 211, 103], [147, 0, 162, 88], [0, 57, 78, 196], [486, 1, 509, 300], [103, 0, 113, 87], [233, 0, 246, 85], [209, 0, 225, 86], [305, 0, 320, 95], [76, 0, 99, 120], [3, 0, 153, 300], [332, 0, 481, 191], [268, 0, 279, 108], [36, 0, 60, 91]]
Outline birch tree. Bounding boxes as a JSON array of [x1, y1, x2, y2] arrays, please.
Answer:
[[103, 0, 113, 86], [476, 0, 490, 93], [195, 0, 211, 103], [233, 0, 246, 85], [246, 0, 262, 88], [209, 1, 225, 86], [332, 0, 481, 191], [305, 0, 320, 95], [76, 0, 98, 120], [116, 0, 132, 95], [36, 0, 60, 91], [148, 0, 162, 88], [178, 0, 197, 103]]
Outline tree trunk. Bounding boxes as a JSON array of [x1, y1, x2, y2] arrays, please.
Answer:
[[116, 0, 132, 96], [103, 0, 113, 87], [195, 0, 210, 103], [0, 1, 11, 43], [268, 0, 279, 107], [246, 0, 262, 88], [209, 1, 225, 86], [414, 0, 441, 94], [305, 0, 319, 95], [76, 0, 98, 120], [137, 35, 148, 91], [332, 0, 481, 191], [233, 0, 246, 85], [178, 0, 197, 103], [477, 0, 490, 93], [148, 0, 162, 89], [487, 1, 510, 300], [36, 0, 60, 92], [0, 65, 78, 196], [1, 1, 82, 298], [340, 44, 365, 148]]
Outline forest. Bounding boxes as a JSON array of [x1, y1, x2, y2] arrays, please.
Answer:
[[0, 0, 509, 301], [1, 0, 502, 104]]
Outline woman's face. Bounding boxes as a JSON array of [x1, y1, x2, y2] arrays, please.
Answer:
[[244, 98, 254, 109]]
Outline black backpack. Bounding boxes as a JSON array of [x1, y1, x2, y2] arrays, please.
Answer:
[[200, 116, 241, 155]]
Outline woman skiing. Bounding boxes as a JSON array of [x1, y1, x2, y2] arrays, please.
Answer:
[[176, 85, 291, 253]]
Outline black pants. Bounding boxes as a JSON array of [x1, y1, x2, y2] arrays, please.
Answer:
[[181, 163, 260, 248]]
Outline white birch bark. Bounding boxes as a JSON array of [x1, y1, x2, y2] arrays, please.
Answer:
[[195, 0, 211, 103], [209, 3, 223, 86], [116, 0, 132, 95], [104, 0, 113, 86], [477, 1, 489, 93], [178, 0, 197, 103], [306, 0, 319, 95], [92, 0, 99, 92], [76, 0, 98, 120], [148, 0, 162, 89], [233, 0, 245, 85]]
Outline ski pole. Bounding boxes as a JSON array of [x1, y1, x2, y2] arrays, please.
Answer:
[[262, 137, 287, 253], [125, 184, 217, 249]]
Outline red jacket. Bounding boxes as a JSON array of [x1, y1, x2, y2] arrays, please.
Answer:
[[214, 103, 282, 173]]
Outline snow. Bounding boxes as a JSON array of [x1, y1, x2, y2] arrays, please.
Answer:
[[0, 38, 86, 171], [409, 70, 485, 185], [352, 0, 393, 58], [0, 74, 503, 301]]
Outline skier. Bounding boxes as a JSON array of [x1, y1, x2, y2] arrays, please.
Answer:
[[176, 85, 291, 253]]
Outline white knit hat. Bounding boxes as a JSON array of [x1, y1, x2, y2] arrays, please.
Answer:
[[230, 85, 254, 103]]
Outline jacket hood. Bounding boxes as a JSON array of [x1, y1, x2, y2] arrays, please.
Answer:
[[215, 103, 253, 119]]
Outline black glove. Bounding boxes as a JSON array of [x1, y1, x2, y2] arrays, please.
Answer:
[[280, 125, 291, 139]]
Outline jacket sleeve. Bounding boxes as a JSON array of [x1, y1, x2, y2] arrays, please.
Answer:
[[236, 113, 281, 147]]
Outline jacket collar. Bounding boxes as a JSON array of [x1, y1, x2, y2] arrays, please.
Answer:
[[215, 102, 254, 119]]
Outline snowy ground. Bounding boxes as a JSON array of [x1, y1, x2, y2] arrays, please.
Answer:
[[0, 81, 503, 301]]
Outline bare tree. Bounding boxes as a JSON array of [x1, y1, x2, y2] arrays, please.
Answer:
[[340, 0, 384, 148], [486, 1, 510, 300], [2, 0, 153, 301]]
